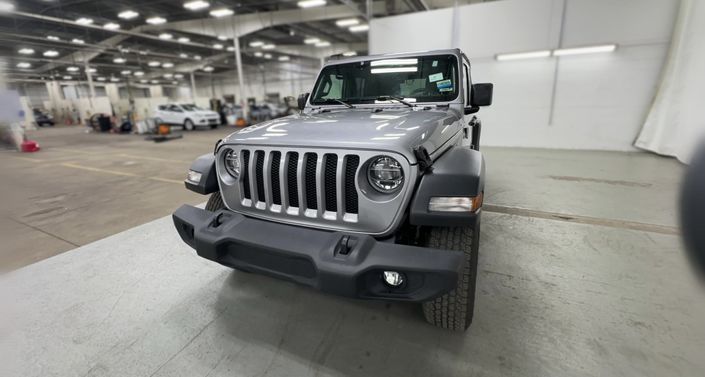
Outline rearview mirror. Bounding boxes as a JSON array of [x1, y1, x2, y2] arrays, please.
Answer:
[[471, 83, 493, 107], [298, 93, 310, 111]]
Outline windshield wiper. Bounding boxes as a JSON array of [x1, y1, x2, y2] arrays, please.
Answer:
[[319, 98, 355, 108], [376, 96, 415, 108]]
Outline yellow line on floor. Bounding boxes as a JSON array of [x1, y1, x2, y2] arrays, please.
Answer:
[[60, 163, 183, 184], [118, 154, 192, 164], [51, 147, 101, 155]]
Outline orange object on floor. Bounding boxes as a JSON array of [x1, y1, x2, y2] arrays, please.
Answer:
[[21, 140, 40, 152], [235, 118, 248, 127], [158, 124, 170, 135]]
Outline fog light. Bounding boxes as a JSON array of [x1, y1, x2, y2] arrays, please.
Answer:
[[382, 271, 404, 287], [187, 170, 202, 184]]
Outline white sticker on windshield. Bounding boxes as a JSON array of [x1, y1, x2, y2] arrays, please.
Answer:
[[428, 72, 444, 82], [432, 60, 438, 67]]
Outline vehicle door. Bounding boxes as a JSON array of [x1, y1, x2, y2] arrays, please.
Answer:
[[168, 104, 185, 124]]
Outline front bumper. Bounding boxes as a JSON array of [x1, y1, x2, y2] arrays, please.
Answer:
[[173, 205, 463, 302]]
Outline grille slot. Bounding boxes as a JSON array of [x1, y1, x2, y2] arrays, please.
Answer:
[[270, 151, 282, 205], [287, 152, 299, 208], [255, 151, 265, 202], [344, 156, 360, 214], [242, 150, 251, 199], [304, 153, 318, 210], [324, 154, 338, 212]]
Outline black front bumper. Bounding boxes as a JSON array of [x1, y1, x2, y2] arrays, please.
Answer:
[[172, 205, 463, 302]]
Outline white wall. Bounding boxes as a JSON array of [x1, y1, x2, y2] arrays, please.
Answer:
[[370, 0, 680, 151]]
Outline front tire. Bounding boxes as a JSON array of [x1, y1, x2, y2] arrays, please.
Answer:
[[183, 119, 195, 131], [421, 224, 480, 331], [205, 192, 225, 211]]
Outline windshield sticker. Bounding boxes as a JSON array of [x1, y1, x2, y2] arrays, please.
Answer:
[[432, 60, 438, 67], [436, 79, 453, 92], [428, 72, 444, 82]]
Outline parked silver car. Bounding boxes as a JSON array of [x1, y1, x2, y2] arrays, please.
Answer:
[[174, 49, 493, 330]]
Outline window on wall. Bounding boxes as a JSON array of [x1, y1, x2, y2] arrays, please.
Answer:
[[118, 87, 150, 99]]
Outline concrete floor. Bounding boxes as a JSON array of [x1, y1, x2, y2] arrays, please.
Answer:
[[2, 127, 704, 376]]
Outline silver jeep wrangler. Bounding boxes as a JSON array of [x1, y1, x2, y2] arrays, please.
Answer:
[[173, 49, 493, 330]]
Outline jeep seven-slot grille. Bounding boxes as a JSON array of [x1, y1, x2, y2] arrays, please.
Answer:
[[239, 149, 359, 218]]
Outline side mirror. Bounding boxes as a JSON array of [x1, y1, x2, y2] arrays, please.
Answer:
[[471, 83, 493, 107], [297, 93, 310, 111]]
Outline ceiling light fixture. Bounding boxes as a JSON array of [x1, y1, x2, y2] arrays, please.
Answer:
[[227, 46, 234, 52], [104, 22, 120, 30], [315, 41, 331, 47], [113, 57, 126, 63], [278, 56, 290, 61], [218, 35, 228, 41], [178, 37, 190, 43], [140, 79, 148, 84], [43, 50, 59, 57], [118, 10, 139, 19], [71, 38, 85, 44], [162, 62, 174, 68], [63, 76, 73, 80], [111, 77, 120, 82], [134, 71, 145, 77], [342, 51, 357, 57], [202, 66, 214, 72], [146, 17, 166, 25], [148, 61, 161, 67], [86, 68, 97, 73], [47, 35, 60, 41], [249, 41, 264, 47], [174, 74, 184, 79], [179, 53, 188, 58], [159, 33, 173, 40], [0, 1, 15, 12], [213, 43, 224, 49], [194, 55, 202, 60], [210, 8, 233, 17], [17, 62, 31, 69], [163, 73, 173, 78], [151, 80, 159, 84], [121, 70, 131, 75], [66, 66, 79, 72], [349, 24, 369, 33], [495, 50, 551, 61], [304, 37, 320, 44], [254, 52, 263, 57], [183, 1, 210, 11], [336, 18, 359, 27], [96, 77, 106, 81], [297, 0, 326, 8], [262, 44, 275, 50], [76, 17, 93, 25], [18, 48, 35, 55], [552, 44, 617, 56], [263, 53, 272, 59]]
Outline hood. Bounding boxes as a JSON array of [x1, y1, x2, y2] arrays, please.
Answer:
[[223, 107, 462, 162], [192, 110, 218, 117]]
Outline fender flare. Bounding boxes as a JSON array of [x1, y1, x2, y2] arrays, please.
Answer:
[[409, 146, 485, 227]]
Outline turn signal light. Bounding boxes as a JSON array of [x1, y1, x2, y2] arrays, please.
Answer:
[[428, 193, 483, 212]]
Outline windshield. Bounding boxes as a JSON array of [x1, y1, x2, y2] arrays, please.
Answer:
[[181, 104, 204, 111], [310, 54, 458, 105]]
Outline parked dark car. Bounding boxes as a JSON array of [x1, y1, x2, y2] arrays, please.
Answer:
[[33, 109, 54, 127]]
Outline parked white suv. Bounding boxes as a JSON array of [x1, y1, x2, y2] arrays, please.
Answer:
[[155, 104, 220, 130]]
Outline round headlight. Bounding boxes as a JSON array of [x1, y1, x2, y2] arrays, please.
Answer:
[[223, 149, 240, 178], [368, 156, 404, 193]]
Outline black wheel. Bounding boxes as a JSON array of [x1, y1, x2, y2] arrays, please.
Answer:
[[421, 223, 480, 331], [205, 192, 225, 211], [210, 123, 218, 129], [183, 119, 195, 131]]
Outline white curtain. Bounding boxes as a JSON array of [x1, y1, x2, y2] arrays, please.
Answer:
[[635, 0, 705, 164]]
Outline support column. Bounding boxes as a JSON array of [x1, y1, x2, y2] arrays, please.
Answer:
[[190, 72, 197, 100], [233, 35, 248, 120]]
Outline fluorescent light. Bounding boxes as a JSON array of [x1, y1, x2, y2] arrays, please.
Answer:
[[43, 50, 59, 57], [118, 10, 139, 19], [297, 0, 326, 8], [71, 38, 85, 44], [249, 41, 264, 47], [47, 35, 60, 41], [261, 44, 275, 50], [134, 71, 145, 77], [553, 44, 617, 56], [86, 68, 97, 73], [303, 37, 320, 45], [148, 61, 161, 67], [159, 33, 173, 40], [66, 66, 79, 72], [111, 77, 120, 82], [184, 1, 209, 10], [163, 73, 173, 78], [496, 50, 551, 61], [113, 57, 126, 63], [210, 8, 233, 17], [16, 62, 31, 68], [218, 35, 228, 41], [172, 81, 178, 85], [213, 43, 224, 49], [263, 53, 272, 59], [342, 51, 357, 57], [76, 17, 93, 25], [335, 18, 359, 27], [194, 55, 202, 60], [203, 66, 214, 72], [179, 53, 188, 58], [0, 1, 15, 12], [96, 77, 106, 81], [227, 46, 235, 52], [315, 41, 331, 48], [371, 67, 418, 74], [278, 56, 290, 61], [254, 51, 263, 57], [178, 37, 190, 43], [371, 58, 417, 67], [174, 74, 184, 79], [146, 17, 166, 25], [104, 22, 120, 30], [349, 24, 369, 33], [140, 79, 148, 84], [63, 76, 73, 80], [162, 62, 174, 68], [18, 48, 34, 55], [121, 70, 132, 75], [151, 80, 159, 84]]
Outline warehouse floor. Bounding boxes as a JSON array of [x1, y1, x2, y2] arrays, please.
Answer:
[[3, 127, 704, 376]]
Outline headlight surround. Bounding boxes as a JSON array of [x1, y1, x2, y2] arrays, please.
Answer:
[[223, 149, 240, 178], [367, 156, 404, 193]]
